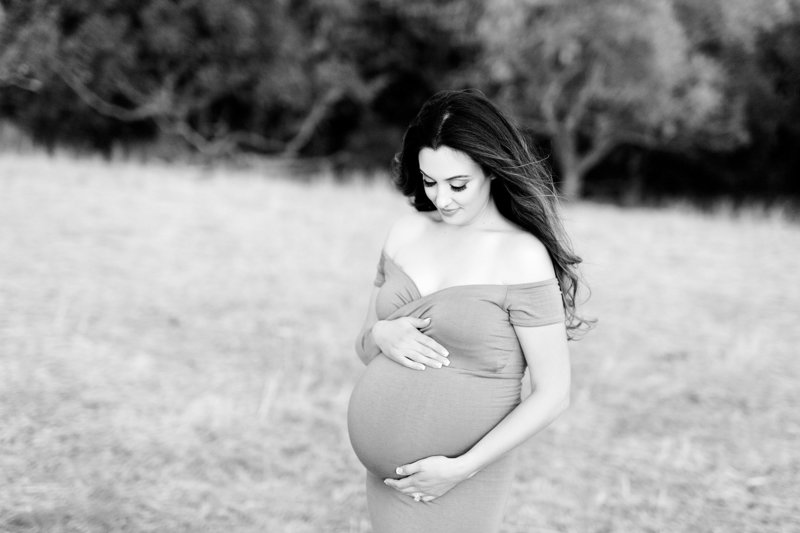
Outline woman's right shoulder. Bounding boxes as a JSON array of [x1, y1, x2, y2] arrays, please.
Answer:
[[383, 211, 435, 256]]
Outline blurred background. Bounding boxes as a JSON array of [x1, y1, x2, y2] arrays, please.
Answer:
[[2, 0, 799, 202], [1, 1, 799, 532]]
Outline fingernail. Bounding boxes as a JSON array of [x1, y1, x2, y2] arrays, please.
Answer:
[[443, 351, 450, 357], [443, 360, 450, 366], [396, 467, 402, 475], [425, 317, 431, 322], [383, 479, 390, 485], [434, 363, 442, 368]]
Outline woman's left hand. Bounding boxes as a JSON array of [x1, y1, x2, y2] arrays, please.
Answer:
[[383, 456, 472, 502]]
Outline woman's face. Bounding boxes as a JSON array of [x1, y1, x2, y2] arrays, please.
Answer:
[[418, 145, 493, 226]]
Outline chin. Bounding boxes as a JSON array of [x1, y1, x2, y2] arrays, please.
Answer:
[[443, 212, 479, 226]]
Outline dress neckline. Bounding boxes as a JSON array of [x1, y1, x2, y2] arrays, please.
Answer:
[[380, 250, 558, 300]]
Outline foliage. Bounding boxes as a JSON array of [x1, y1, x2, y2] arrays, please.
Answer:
[[478, 0, 749, 198], [1, 0, 308, 155], [0, 0, 799, 199], [667, 0, 800, 199], [0, 0, 482, 162], [285, 0, 484, 161]]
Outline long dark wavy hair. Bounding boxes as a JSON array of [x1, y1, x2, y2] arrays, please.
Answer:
[[393, 89, 592, 339]]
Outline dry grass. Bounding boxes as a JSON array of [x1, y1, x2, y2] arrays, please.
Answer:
[[0, 152, 798, 532]]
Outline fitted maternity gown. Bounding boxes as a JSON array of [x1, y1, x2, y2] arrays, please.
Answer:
[[347, 250, 565, 533]]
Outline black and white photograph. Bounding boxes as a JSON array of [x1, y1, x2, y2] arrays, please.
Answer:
[[1, 1, 798, 532]]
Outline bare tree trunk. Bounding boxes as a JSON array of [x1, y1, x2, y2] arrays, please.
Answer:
[[622, 151, 644, 205], [560, 164, 584, 200], [552, 125, 617, 201], [551, 130, 584, 200]]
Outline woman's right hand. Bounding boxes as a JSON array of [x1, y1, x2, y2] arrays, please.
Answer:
[[371, 317, 450, 370]]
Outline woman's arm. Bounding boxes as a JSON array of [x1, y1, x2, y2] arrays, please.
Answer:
[[356, 213, 453, 368], [354, 277, 450, 369], [458, 321, 571, 474], [385, 321, 571, 499], [354, 286, 383, 365]]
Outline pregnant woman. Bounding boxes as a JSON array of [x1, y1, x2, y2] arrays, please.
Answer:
[[347, 90, 590, 532]]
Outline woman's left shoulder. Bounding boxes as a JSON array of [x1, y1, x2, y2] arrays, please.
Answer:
[[497, 231, 556, 284]]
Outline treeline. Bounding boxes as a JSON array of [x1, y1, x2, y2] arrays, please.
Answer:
[[0, 0, 798, 201]]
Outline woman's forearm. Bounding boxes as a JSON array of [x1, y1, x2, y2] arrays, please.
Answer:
[[456, 386, 570, 478], [355, 320, 383, 365]]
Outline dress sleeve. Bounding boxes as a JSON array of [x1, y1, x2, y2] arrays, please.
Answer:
[[374, 251, 386, 287], [356, 326, 382, 363], [504, 280, 565, 327], [356, 251, 385, 363]]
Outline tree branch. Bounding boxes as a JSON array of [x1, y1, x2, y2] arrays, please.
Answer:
[[540, 76, 562, 128], [575, 134, 616, 177], [54, 63, 171, 121], [0, 76, 41, 92], [564, 64, 602, 133], [54, 63, 286, 157], [282, 86, 344, 156]]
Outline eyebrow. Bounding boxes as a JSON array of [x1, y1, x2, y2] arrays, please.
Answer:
[[420, 170, 469, 181]]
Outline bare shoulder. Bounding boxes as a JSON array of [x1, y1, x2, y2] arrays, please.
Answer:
[[498, 231, 556, 284], [383, 211, 436, 257]]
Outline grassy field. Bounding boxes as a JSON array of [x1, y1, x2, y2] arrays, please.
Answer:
[[1, 153, 798, 533]]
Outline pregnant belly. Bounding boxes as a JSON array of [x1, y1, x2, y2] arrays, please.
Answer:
[[347, 356, 521, 479]]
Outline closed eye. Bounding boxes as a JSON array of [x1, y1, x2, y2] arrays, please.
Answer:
[[422, 180, 467, 192]]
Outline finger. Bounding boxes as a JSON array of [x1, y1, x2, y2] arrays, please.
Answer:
[[421, 495, 435, 502], [407, 316, 432, 329], [395, 480, 417, 492], [385, 475, 417, 491], [396, 462, 423, 476], [406, 351, 443, 369], [418, 344, 450, 366], [400, 356, 426, 371], [413, 340, 450, 366], [383, 479, 413, 493], [417, 334, 450, 359], [388, 353, 426, 371]]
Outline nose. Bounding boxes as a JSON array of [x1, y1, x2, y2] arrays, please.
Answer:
[[432, 187, 453, 210]]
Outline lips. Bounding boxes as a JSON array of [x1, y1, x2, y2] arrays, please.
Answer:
[[440, 208, 460, 216]]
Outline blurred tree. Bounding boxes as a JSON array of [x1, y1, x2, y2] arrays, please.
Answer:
[[1, 0, 797, 200], [1, 0, 314, 156], [286, 0, 483, 164], [61, 0, 313, 156], [0, 0, 483, 164], [749, 18, 800, 197], [479, 0, 748, 199], [672, 0, 800, 198], [0, 1, 49, 93]]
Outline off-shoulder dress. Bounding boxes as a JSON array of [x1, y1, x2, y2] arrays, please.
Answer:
[[348, 250, 565, 533]]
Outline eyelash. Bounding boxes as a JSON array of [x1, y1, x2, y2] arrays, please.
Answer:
[[423, 180, 467, 192]]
